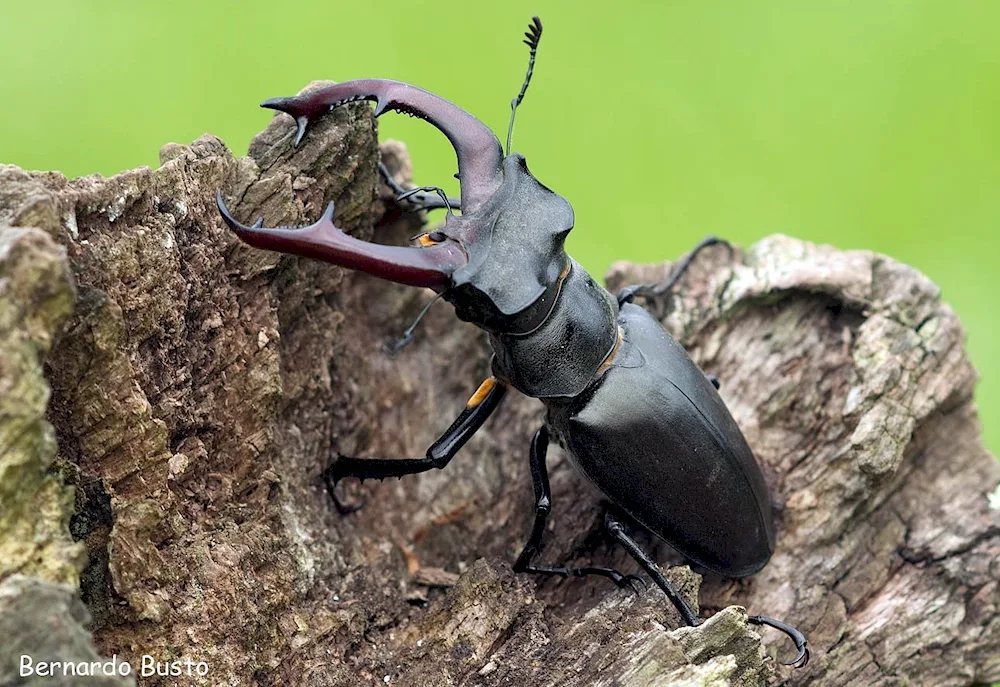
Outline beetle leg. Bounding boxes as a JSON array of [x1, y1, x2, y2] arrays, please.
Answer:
[[706, 374, 721, 390], [747, 615, 810, 667], [605, 514, 810, 667], [616, 236, 733, 307], [522, 563, 646, 595], [377, 162, 461, 213], [511, 427, 645, 595], [323, 480, 365, 516], [604, 511, 701, 626], [323, 377, 507, 511]]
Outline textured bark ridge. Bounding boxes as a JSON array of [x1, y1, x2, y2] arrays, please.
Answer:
[[0, 86, 997, 686]]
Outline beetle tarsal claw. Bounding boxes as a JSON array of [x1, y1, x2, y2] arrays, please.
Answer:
[[789, 645, 810, 668], [747, 614, 810, 669], [606, 570, 645, 594], [619, 574, 646, 596], [625, 574, 646, 594], [321, 467, 365, 515]]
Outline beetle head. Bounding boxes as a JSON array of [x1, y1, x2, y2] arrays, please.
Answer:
[[436, 153, 574, 333], [218, 17, 568, 333]]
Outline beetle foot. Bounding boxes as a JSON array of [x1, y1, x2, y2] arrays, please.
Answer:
[[747, 615, 809, 668], [322, 466, 365, 515], [614, 573, 647, 595], [579, 567, 646, 595], [385, 331, 415, 356], [521, 564, 646, 595], [588, 568, 647, 595]]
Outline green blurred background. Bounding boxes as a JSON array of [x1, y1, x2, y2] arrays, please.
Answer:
[[1, 1, 997, 454]]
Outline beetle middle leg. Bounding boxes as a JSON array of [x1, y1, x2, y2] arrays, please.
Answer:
[[511, 426, 645, 594], [616, 235, 733, 307], [324, 377, 507, 512], [605, 511, 809, 667]]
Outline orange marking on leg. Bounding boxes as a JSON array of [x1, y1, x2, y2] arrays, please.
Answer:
[[466, 377, 498, 408]]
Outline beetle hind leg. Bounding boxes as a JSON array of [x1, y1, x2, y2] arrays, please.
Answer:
[[604, 512, 700, 626], [748, 615, 810, 667], [605, 512, 810, 668]]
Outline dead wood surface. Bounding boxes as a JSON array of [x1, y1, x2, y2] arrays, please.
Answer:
[[0, 85, 997, 686]]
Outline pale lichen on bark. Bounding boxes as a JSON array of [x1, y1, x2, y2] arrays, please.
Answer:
[[0, 224, 82, 580], [0, 84, 996, 686]]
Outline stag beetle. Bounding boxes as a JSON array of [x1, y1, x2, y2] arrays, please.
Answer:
[[217, 16, 808, 667]]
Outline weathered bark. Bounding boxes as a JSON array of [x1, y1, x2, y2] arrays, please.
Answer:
[[0, 85, 997, 686]]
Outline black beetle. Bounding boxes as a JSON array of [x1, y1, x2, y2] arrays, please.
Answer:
[[217, 16, 808, 667]]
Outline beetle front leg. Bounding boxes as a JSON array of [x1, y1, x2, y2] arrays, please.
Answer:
[[511, 426, 644, 594], [378, 162, 461, 213], [324, 377, 507, 512]]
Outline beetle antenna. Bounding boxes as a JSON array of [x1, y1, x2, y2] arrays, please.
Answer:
[[506, 16, 543, 156]]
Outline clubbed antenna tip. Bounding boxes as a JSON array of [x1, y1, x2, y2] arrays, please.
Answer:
[[523, 15, 543, 52], [506, 16, 543, 156]]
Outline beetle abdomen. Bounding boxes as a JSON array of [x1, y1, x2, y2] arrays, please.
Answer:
[[551, 303, 775, 577]]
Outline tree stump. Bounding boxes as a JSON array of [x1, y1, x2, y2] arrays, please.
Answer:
[[1, 88, 997, 686]]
